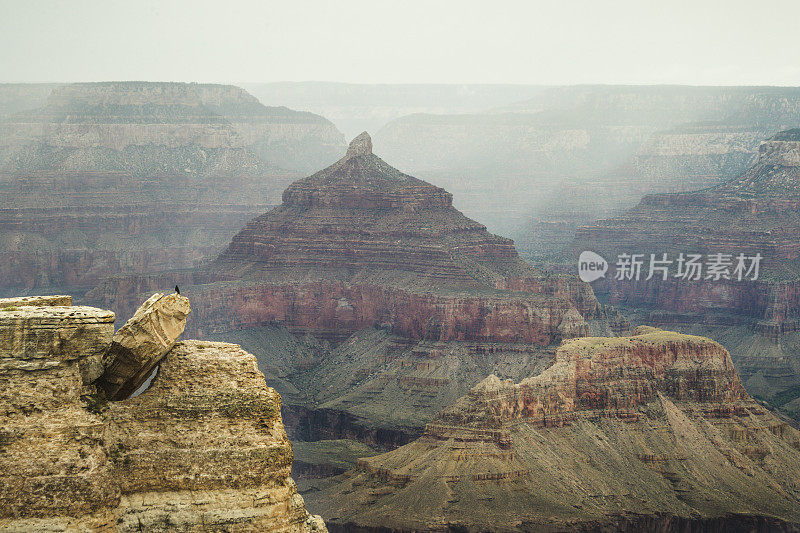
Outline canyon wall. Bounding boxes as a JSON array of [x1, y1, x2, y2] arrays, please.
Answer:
[[0, 82, 345, 294], [370, 85, 800, 252], [573, 132, 800, 324]]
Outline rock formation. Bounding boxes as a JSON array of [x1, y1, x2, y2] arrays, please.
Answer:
[[371, 85, 800, 254], [99, 292, 191, 400], [572, 129, 800, 421], [191, 131, 597, 342], [0, 81, 345, 294], [89, 132, 597, 457], [0, 295, 326, 532], [306, 328, 800, 531]]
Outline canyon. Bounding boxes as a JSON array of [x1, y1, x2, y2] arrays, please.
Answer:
[[306, 327, 800, 532], [0, 293, 326, 532], [88, 132, 598, 472], [369, 86, 800, 254], [572, 130, 800, 422], [0, 82, 345, 296]]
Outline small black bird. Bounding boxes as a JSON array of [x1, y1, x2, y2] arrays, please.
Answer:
[[175, 285, 181, 295]]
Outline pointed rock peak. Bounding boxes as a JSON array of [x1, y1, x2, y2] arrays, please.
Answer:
[[346, 131, 372, 159]]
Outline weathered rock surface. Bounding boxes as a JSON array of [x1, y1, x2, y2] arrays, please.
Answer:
[[0, 298, 326, 532], [306, 329, 800, 531], [0, 303, 119, 530], [0, 300, 114, 387], [108, 341, 326, 532], [0, 81, 345, 294], [0, 294, 72, 307], [99, 292, 191, 400]]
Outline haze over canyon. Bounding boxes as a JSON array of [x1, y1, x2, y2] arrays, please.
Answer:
[[4, 6, 800, 528]]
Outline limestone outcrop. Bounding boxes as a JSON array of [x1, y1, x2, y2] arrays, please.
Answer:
[[306, 328, 800, 531], [99, 292, 191, 400], [0, 296, 326, 532], [108, 341, 326, 532], [0, 299, 119, 530]]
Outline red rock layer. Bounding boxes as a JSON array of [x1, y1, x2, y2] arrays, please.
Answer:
[[180, 281, 594, 344], [435, 327, 747, 429], [168, 133, 598, 344]]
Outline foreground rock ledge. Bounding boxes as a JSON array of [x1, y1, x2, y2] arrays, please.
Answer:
[[0, 297, 326, 532]]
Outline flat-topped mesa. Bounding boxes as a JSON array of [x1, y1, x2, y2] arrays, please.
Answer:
[[281, 131, 454, 210], [309, 328, 800, 531], [435, 327, 747, 430]]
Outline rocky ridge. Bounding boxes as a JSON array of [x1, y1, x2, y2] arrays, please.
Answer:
[[0, 294, 326, 532], [306, 327, 800, 531]]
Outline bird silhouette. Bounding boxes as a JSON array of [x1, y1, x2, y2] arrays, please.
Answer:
[[175, 285, 181, 295]]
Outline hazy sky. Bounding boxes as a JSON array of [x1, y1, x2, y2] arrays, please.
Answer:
[[2, 0, 799, 85]]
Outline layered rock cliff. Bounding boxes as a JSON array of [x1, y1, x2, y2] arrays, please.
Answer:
[[0, 81, 345, 294], [0, 295, 326, 532], [306, 328, 800, 531], [189, 131, 597, 343], [89, 132, 597, 454], [573, 130, 800, 328], [570, 130, 800, 422]]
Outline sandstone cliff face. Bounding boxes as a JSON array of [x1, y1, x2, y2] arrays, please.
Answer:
[[573, 130, 800, 319], [569, 130, 800, 420], [0, 82, 345, 294], [107, 341, 326, 532], [306, 328, 800, 532], [0, 295, 118, 530], [0, 296, 325, 532]]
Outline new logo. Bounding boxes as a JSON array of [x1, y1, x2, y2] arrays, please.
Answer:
[[578, 251, 608, 282]]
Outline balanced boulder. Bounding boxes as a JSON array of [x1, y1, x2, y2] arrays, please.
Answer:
[[99, 293, 191, 400]]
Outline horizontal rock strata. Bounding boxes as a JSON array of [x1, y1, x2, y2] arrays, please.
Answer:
[[0, 298, 326, 532], [306, 328, 800, 531], [0, 81, 345, 293]]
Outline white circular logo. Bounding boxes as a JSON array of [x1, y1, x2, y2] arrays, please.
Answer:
[[578, 251, 608, 282]]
